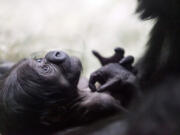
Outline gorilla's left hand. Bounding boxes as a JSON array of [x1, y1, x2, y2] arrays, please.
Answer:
[[89, 56, 137, 92]]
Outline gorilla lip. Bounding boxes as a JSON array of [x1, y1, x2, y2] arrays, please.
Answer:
[[58, 55, 82, 86]]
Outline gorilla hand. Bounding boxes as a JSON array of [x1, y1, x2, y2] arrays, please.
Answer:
[[89, 56, 137, 92], [89, 57, 139, 107]]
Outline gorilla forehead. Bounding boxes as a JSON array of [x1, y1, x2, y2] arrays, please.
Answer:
[[8, 59, 64, 85], [10, 56, 81, 87]]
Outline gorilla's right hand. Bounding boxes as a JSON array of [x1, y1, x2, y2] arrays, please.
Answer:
[[89, 56, 137, 92]]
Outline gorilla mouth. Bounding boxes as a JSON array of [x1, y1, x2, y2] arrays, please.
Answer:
[[70, 56, 82, 72], [60, 55, 82, 86], [68, 56, 82, 83], [60, 55, 82, 74]]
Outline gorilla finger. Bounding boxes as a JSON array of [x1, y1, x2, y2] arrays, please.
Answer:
[[114, 47, 125, 56], [119, 55, 134, 67], [89, 72, 104, 92], [89, 83, 96, 92], [113, 47, 125, 62], [97, 79, 120, 92], [92, 50, 104, 65]]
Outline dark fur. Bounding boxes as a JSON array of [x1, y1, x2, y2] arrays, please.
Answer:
[[0, 51, 131, 135], [1, 0, 180, 135], [127, 0, 180, 134], [57, 0, 180, 135], [54, 1, 180, 135], [0, 59, 80, 134], [136, 0, 180, 88]]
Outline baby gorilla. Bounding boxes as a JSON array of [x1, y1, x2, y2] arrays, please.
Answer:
[[0, 50, 137, 135]]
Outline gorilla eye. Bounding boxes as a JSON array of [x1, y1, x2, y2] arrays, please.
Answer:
[[36, 58, 43, 63]]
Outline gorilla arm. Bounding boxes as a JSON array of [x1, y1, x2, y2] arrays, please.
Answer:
[[89, 48, 140, 108]]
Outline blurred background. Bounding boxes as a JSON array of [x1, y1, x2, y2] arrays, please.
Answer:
[[0, 0, 153, 76]]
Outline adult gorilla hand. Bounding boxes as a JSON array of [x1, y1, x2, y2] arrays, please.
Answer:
[[89, 56, 137, 92]]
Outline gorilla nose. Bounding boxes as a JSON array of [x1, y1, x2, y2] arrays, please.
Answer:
[[45, 51, 68, 63]]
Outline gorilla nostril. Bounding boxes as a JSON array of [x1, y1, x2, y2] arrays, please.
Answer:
[[54, 51, 66, 61], [55, 51, 61, 57]]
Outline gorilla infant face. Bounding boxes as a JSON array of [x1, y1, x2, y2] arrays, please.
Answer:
[[33, 51, 82, 88], [0, 51, 121, 134]]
